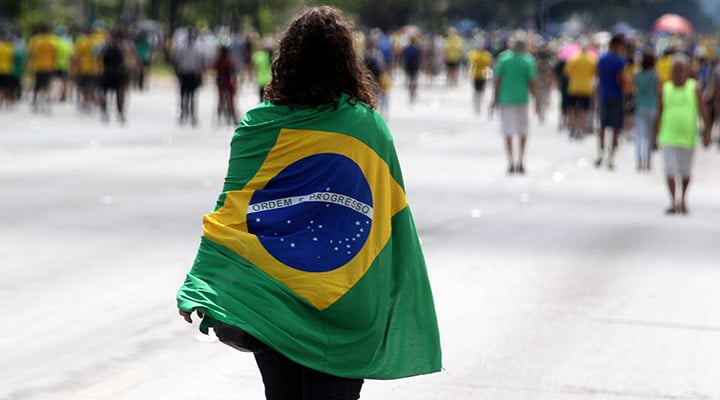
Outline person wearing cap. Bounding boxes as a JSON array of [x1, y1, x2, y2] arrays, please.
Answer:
[[492, 34, 539, 174]]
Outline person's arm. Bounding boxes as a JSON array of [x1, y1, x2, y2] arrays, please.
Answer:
[[529, 79, 539, 114], [712, 72, 720, 132], [179, 309, 204, 323], [696, 83, 712, 147], [653, 81, 663, 151], [492, 76, 500, 111], [616, 69, 625, 94], [492, 61, 501, 110]]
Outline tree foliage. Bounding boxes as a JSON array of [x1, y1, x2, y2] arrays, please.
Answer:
[[1, 0, 715, 36]]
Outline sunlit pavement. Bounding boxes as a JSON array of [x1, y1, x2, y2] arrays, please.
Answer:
[[2, 75, 720, 400]]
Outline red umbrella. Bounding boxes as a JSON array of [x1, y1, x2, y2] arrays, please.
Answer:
[[653, 14, 693, 35]]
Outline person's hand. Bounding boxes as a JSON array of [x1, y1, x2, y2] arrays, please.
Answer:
[[489, 99, 497, 115], [652, 140, 659, 152], [179, 309, 203, 323], [703, 133, 712, 148]]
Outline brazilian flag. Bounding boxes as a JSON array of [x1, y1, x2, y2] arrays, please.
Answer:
[[177, 94, 442, 379]]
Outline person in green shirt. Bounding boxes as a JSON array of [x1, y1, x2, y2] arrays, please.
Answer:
[[633, 52, 658, 171], [53, 27, 74, 102], [653, 56, 711, 215], [10, 37, 26, 101], [252, 38, 272, 102], [492, 34, 539, 174]]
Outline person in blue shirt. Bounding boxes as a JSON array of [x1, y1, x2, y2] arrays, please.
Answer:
[[402, 36, 421, 104], [595, 35, 626, 170]]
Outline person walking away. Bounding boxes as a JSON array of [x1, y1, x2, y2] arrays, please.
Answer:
[[99, 29, 131, 123], [177, 7, 441, 400], [251, 38, 272, 102], [401, 35, 421, 104], [554, 55, 570, 131], [702, 57, 720, 148], [444, 28, 463, 86], [213, 46, 239, 125], [564, 45, 596, 139], [534, 45, 555, 123], [9, 34, 25, 102], [28, 24, 57, 113], [492, 34, 539, 174], [173, 30, 205, 126], [73, 28, 104, 111], [595, 35, 626, 170], [622, 51, 638, 133], [467, 40, 493, 114], [228, 30, 247, 88], [653, 56, 711, 215], [53, 26, 73, 102], [363, 38, 388, 115], [656, 47, 676, 85], [633, 52, 658, 171], [0, 33, 14, 108], [132, 32, 151, 91]]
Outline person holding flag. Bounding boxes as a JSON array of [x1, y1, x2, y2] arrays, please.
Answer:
[[177, 6, 442, 400]]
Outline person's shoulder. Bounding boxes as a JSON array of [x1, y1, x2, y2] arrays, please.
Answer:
[[608, 53, 624, 64]]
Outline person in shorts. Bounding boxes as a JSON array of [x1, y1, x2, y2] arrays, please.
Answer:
[[565, 45, 597, 138], [653, 56, 711, 215], [401, 35, 421, 104], [28, 24, 57, 112], [467, 40, 493, 114], [492, 34, 538, 174], [444, 28, 463, 86], [595, 35, 626, 169]]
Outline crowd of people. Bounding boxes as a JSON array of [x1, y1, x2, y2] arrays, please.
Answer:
[[2, 19, 719, 212], [0, 22, 283, 127], [0, 23, 154, 122], [365, 27, 718, 215]]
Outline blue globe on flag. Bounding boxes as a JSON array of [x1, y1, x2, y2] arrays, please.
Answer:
[[247, 154, 373, 272]]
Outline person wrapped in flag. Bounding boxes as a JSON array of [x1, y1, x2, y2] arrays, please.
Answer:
[[177, 6, 442, 399]]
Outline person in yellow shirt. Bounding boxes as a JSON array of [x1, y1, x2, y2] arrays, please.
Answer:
[[622, 53, 639, 132], [467, 41, 493, 114], [444, 27, 464, 86], [0, 33, 14, 108], [28, 24, 57, 111], [656, 48, 676, 84], [564, 46, 597, 138], [72, 28, 105, 110]]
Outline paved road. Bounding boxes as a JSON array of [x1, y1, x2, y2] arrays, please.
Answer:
[[2, 76, 720, 400]]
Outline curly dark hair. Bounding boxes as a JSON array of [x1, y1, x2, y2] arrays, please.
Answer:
[[264, 6, 378, 108]]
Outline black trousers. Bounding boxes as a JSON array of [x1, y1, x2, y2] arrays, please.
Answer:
[[254, 348, 363, 400], [178, 73, 201, 122]]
